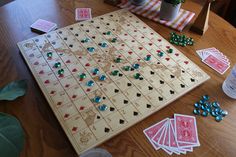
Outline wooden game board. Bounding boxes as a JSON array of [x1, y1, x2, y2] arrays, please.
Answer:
[[17, 9, 210, 155]]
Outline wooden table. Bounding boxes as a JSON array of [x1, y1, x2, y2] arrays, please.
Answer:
[[0, 0, 236, 157]]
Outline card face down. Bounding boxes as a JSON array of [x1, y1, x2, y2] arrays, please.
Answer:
[[75, 8, 92, 21], [30, 19, 57, 33], [196, 47, 230, 75], [174, 114, 199, 145]]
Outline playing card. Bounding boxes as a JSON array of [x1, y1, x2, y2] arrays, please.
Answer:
[[151, 119, 176, 155], [197, 47, 230, 65], [174, 114, 199, 145], [170, 119, 192, 153], [151, 120, 167, 145], [144, 114, 199, 155], [30, 19, 57, 33], [143, 118, 168, 150], [196, 47, 230, 75], [202, 54, 230, 75], [75, 8, 92, 21], [156, 123, 173, 155], [203, 48, 229, 64]]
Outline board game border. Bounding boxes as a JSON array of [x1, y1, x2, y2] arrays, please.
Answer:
[[17, 9, 210, 155]]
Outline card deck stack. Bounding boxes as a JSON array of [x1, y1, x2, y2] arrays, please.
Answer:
[[196, 47, 230, 75], [75, 8, 92, 21], [143, 114, 200, 155], [30, 19, 57, 33]]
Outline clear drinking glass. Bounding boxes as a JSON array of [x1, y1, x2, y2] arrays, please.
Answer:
[[222, 64, 236, 99]]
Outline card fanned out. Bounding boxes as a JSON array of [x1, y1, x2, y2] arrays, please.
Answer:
[[196, 47, 230, 75], [144, 114, 200, 155]]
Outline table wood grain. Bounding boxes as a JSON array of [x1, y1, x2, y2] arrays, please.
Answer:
[[0, 0, 236, 157]]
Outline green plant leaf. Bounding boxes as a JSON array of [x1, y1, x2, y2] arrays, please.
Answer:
[[0, 80, 27, 101], [0, 112, 25, 157]]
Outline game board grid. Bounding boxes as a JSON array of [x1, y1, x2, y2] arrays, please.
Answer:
[[43, 22, 170, 150], [17, 9, 210, 155], [29, 35, 124, 147], [66, 20, 169, 111], [51, 25, 155, 145], [86, 15, 190, 94]]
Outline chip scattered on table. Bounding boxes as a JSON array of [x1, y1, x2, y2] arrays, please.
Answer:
[[193, 95, 228, 122]]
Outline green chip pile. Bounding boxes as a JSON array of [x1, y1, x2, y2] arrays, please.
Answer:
[[169, 32, 194, 47]]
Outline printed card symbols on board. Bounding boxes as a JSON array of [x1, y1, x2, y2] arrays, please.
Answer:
[[72, 68, 77, 72], [34, 61, 39, 65], [44, 80, 50, 84], [146, 104, 151, 108], [80, 106, 85, 110], [29, 53, 34, 57], [159, 97, 163, 101], [148, 86, 153, 90], [136, 93, 141, 97], [72, 127, 78, 132], [133, 111, 138, 116], [110, 107, 115, 111], [119, 119, 125, 124], [124, 100, 129, 104], [57, 102, 62, 106], [170, 90, 175, 94], [72, 95, 77, 99], [64, 113, 70, 118], [127, 83, 132, 87], [191, 78, 195, 82], [50, 90, 56, 95], [114, 89, 119, 93], [104, 127, 110, 133], [39, 70, 44, 74]]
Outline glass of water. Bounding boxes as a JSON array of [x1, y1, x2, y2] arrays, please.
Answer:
[[222, 64, 236, 99]]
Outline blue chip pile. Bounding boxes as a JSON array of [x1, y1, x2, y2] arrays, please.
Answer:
[[193, 95, 228, 122]]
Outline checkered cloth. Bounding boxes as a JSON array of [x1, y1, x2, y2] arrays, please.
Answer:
[[117, 0, 195, 31]]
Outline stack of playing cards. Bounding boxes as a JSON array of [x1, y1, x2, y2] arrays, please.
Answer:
[[30, 19, 57, 33], [75, 8, 92, 21], [143, 114, 200, 155], [196, 47, 230, 75]]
